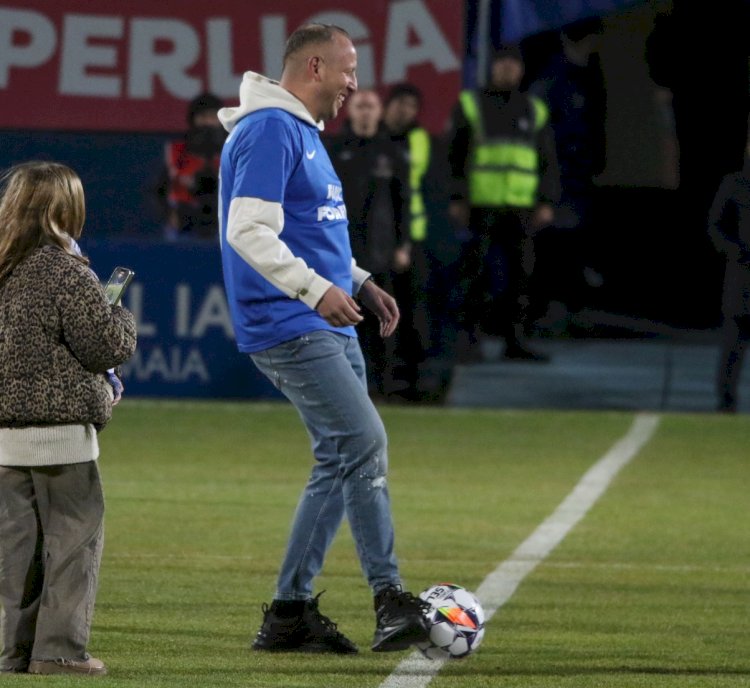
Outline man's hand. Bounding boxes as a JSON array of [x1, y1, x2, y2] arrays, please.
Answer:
[[358, 279, 400, 337], [392, 244, 412, 273], [316, 286, 364, 327], [529, 203, 554, 235]]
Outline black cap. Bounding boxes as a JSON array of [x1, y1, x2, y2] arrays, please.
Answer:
[[187, 93, 224, 126]]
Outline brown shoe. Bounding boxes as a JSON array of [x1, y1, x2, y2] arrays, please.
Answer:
[[28, 656, 107, 676]]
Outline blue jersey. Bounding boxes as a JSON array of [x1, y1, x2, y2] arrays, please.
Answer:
[[220, 109, 356, 353]]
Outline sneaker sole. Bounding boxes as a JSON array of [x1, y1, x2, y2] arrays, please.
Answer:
[[372, 623, 429, 652], [27, 662, 107, 676]]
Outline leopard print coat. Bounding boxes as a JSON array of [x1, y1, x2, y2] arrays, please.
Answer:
[[0, 245, 137, 429]]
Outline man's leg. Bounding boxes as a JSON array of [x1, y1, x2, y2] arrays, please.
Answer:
[[252, 331, 399, 597], [250, 331, 428, 652]]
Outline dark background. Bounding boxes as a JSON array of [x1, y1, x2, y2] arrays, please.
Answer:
[[2, 0, 749, 332]]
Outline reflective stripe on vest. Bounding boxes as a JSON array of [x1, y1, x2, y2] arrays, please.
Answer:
[[407, 127, 430, 242], [459, 90, 547, 208]]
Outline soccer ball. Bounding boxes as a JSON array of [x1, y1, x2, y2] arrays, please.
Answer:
[[416, 583, 485, 660]]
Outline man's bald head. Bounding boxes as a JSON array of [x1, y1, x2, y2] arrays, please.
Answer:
[[282, 24, 351, 72], [279, 23, 358, 123]]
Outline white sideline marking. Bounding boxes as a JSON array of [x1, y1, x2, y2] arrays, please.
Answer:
[[378, 413, 661, 688]]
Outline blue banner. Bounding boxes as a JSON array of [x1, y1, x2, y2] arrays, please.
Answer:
[[83, 239, 281, 400], [499, 0, 646, 42]]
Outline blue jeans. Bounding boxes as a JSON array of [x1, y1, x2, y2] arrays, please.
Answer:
[[251, 331, 401, 600]]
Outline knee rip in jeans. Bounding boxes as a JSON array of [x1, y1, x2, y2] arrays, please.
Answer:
[[358, 453, 388, 491]]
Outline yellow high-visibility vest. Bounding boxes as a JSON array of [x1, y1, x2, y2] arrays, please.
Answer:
[[459, 90, 548, 208], [407, 127, 431, 241]]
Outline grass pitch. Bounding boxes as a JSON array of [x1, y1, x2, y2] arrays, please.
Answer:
[[7, 401, 748, 687]]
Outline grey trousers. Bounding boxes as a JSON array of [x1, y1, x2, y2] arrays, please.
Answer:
[[0, 462, 104, 671]]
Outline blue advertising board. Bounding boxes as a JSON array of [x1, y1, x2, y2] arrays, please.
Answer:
[[83, 239, 281, 400]]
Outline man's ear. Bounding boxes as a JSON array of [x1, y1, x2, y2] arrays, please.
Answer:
[[307, 56, 324, 82]]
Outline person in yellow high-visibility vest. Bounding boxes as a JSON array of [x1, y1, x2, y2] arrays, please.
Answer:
[[447, 45, 560, 362]]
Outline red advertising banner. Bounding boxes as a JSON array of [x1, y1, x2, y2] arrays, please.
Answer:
[[0, 0, 462, 133]]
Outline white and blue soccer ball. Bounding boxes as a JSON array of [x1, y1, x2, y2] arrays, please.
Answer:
[[416, 583, 485, 660]]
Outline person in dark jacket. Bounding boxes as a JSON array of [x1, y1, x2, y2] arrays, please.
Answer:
[[325, 89, 410, 397], [447, 45, 560, 362], [381, 83, 442, 399], [708, 143, 750, 412], [527, 18, 607, 322], [155, 93, 226, 240], [0, 162, 137, 676]]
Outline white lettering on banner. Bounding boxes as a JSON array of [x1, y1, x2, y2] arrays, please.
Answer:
[[190, 286, 234, 338], [175, 284, 191, 338], [128, 18, 201, 98], [382, 0, 460, 82], [117, 282, 234, 384], [206, 18, 243, 96], [59, 15, 123, 96], [0, 2, 459, 103], [122, 346, 210, 383], [260, 14, 286, 80], [0, 8, 56, 88], [174, 284, 234, 339]]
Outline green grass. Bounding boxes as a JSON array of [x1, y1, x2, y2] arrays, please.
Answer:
[[6, 401, 749, 687]]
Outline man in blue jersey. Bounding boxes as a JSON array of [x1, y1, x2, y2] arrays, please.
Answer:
[[218, 24, 430, 655]]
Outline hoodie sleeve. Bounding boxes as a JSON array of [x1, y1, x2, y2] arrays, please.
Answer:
[[225, 117, 333, 309]]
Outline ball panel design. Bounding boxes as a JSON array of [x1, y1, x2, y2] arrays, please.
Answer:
[[417, 583, 485, 660]]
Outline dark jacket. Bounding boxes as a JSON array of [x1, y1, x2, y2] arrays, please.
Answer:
[[447, 88, 560, 207], [0, 246, 137, 429], [528, 53, 607, 195], [709, 158, 750, 318], [324, 123, 409, 274]]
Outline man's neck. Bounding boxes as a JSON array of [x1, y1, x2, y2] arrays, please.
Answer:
[[279, 77, 319, 122]]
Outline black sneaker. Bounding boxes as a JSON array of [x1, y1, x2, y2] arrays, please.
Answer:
[[252, 593, 358, 654], [372, 585, 430, 652]]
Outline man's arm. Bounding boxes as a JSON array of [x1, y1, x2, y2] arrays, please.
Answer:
[[226, 196, 332, 310]]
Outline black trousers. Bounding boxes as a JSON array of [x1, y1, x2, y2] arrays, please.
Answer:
[[717, 313, 750, 410], [458, 208, 535, 343]]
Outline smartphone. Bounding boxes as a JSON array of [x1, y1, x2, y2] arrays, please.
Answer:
[[104, 266, 135, 305]]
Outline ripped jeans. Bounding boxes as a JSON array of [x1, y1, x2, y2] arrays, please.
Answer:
[[251, 331, 401, 600]]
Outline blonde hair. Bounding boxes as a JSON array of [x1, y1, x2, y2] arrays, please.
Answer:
[[0, 161, 88, 283]]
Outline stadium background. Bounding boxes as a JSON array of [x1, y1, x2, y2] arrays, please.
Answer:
[[1, 0, 748, 400]]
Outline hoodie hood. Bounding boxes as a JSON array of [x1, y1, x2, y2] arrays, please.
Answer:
[[218, 71, 324, 133]]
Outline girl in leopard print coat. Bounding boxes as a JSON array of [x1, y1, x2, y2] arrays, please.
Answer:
[[0, 162, 137, 676]]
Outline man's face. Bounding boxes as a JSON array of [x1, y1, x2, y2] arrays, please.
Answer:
[[489, 57, 524, 90], [316, 33, 358, 122], [384, 94, 420, 135], [347, 91, 382, 137]]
